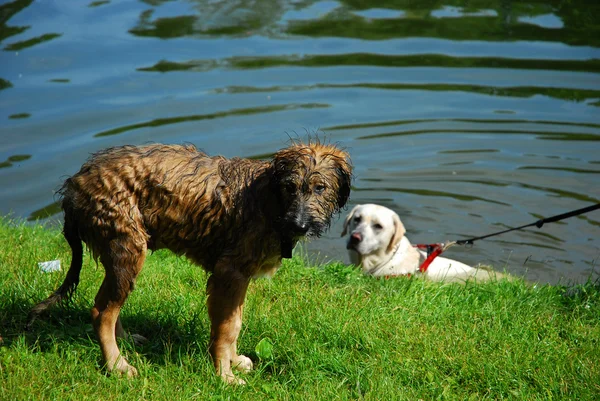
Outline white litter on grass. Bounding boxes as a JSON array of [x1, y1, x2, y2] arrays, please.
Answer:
[[38, 260, 61, 273]]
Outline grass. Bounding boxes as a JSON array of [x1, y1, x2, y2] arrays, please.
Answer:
[[1, 217, 599, 400]]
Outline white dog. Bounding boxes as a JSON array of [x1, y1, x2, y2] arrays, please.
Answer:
[[342, 204, 506, 282]]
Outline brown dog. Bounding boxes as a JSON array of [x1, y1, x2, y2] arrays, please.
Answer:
[[28, 141, 352, 384]]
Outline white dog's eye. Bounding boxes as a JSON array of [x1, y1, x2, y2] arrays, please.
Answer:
[[373, 223, 383, 230], [353, 216, 361, 223]]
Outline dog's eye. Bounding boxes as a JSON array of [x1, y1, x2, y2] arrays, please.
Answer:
[[353, 216, 361, 223], [373, 223, 383, 230], [314, 184, 326, 195]]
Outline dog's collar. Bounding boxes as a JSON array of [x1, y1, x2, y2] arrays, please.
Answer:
[[381, 242, 404, 270], [374, 241, 423, 278], [362, 242, 404, 276]]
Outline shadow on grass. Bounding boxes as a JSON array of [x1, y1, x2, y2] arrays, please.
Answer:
[[0, 292, 218, 370], [1, 294, 93, 349], [560, 277, 600, 310]]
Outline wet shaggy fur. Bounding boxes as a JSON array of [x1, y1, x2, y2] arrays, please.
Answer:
[[28, 142, 352, 384]]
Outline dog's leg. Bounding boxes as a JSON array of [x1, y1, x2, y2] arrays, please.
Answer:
[[206, 269, 250, 384], [91, 240, 146, 378], [230, 303, 253, 373], [27, 213, 84, 327]]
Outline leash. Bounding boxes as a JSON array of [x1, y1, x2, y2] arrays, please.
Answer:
[[413, 203, 600, 273], [455, 203, 600, 245]]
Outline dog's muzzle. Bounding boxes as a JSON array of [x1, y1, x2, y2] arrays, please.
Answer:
[[284, 207, 319, 238], [279, 212, 319, 259]]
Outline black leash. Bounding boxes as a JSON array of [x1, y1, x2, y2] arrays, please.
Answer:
[[455, 203, 600, 246]]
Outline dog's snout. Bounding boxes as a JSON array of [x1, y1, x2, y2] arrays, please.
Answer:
[[285, 202, 313, 236]]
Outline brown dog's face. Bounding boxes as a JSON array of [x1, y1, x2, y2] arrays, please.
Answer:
[[272, 142, 352, 240]]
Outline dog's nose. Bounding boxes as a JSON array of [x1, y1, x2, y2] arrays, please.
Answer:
[[291, 219, 309, 235], [347, 232, 362, 249], [295, 222, 309, 234]]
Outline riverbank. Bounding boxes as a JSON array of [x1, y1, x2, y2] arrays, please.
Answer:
[[1, 218, 598, 400]]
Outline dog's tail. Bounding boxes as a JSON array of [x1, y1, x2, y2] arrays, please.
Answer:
[[27, 207, 84, 328]]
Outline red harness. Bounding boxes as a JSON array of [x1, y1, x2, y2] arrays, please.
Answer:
[[383, 242, 450, 279], [414, 243, 446, 273]]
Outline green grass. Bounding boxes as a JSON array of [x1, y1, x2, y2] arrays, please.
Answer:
[[1, 217, 599, 400]]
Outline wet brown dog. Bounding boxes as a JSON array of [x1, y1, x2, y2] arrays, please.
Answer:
[[28, 141, 352, 384]]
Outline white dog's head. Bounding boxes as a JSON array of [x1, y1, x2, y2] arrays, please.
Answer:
[[341, 204, 406, 265], [341, 204, 499, 281]]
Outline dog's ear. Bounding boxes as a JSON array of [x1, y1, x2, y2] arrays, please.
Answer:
[[386, 212, 406, 253], [271, 149, 291, 183], [341, 204, 360, 237], [334, 157, 353, 211]]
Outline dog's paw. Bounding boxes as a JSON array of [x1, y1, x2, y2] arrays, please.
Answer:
[[221, 372, 246, 385], [124, 365, 139, 379], [232, 354, 253, 373], [108, 358, 139, 378]]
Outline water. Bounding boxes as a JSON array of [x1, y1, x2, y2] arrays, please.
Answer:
[[1, 0, 599, 284]]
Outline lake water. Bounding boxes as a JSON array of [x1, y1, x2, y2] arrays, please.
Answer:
[[1, 0, 599, 284]]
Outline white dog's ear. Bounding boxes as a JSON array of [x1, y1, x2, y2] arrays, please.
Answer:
[[341, 205, 360, 237], [386, 212, 406, 253]]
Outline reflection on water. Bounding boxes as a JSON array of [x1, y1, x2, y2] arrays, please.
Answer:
[[353, 186, 511, 206], [8, 112, 30, 119], [140, 54, 600, 73], [93, 103, 330, 137], [3, 32, 62, 51], [211, 83, 600, 105], [0, 78, 12, 90], [0, 0, 599, 284], [27, 200, 61, 222], [0, 154, 31, 169]]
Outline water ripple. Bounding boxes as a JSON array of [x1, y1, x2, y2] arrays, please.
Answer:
[[138, 53, 600, 73], [93, 103, 330, 137], [211, 83, 600, 105], [352, 186, 510, 206], [326, 118, 600, 131], [355, 129, 600, 142]]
